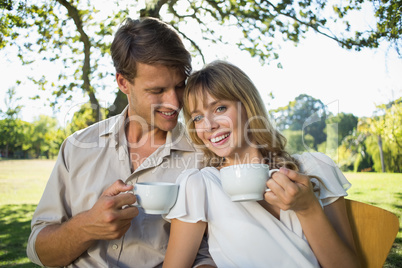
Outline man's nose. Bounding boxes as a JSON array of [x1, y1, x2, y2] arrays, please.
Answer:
[[164, 89, 181, 110]]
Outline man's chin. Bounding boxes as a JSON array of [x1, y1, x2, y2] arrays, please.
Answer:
[[156, 121, 178, 132]]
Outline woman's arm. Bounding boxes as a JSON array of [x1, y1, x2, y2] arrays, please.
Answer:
[[163, 219, 207, 268], [265, 168, 360, 268], [296, 196, 360, 268]]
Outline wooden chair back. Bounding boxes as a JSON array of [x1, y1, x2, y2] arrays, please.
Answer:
[[345, 199, 399, 268]]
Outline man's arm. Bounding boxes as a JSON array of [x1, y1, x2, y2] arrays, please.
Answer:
[[35, 180, 138, 266]]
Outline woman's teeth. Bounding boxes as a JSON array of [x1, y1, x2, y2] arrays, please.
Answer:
[[211, 133, 229, 143], [160, 111, 175, 116]]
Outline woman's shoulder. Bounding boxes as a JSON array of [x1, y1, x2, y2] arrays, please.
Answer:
[[178, 167, 219, 178], [176, 167, 220, 188], [293, 152, 336, 169], [293, 152, 344, 179], [293, 152, 352, 202], [200, 166, 220, 177]]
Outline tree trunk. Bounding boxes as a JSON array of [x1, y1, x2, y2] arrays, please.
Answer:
[[108, 90, 128, 118], [61, 0, 171, 121], [57, 0, 100, 123], [377, 135, 385, 172]]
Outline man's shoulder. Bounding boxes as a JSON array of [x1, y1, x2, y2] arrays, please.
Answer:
[[66, 115, 122, 147]]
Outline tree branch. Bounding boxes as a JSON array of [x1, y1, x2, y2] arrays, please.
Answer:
[[56, 0, 100, 122], [261, 0, 351, 48], [140, 0, 170, 18]]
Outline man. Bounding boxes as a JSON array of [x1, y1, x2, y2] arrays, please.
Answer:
[[27, 17, 215, 267]]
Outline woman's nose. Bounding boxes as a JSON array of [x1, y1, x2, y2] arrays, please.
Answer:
[[204, 116, 219, 132]]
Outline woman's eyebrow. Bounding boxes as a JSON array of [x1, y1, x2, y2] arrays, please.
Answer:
[[191, 99, 221, 115], [190, 109, 200, 116], [203, 100, 220, 109]]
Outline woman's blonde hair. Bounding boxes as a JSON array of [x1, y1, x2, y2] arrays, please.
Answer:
[[183, 60, 300, 171]]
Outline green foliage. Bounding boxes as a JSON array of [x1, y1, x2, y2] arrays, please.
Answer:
[[0, 87, 25, 158], [65, 102, 108, 135], [353, 148, 374, 172], [0, 118, 27, 157], [0, 98, 107, 160], [272, 94, 327, 149], [0, 0, 29, 49], [2, 0, 401, 124], [326, 113, 358, 144], [0, 88, 66, 159], [282, 129, 315, 154], [333, 0, 402, 53], [26, 115, 64, 159], [272, 95, 400, 173], [336, 142, 355, 171], [365, 134, 400, 173], [356, 99, 402, 173], [0, 87, 22, 117], [381, 99, 402, 171], [0, 115, 65, 159], [0, 0, 123, 119]]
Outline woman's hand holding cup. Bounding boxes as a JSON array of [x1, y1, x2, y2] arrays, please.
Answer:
[[264, 167, 320, 213]]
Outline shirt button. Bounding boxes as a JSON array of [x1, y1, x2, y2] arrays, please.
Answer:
[[112, 244, 118, 250]]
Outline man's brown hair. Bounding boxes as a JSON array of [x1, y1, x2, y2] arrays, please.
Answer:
[[111, 17, 192, 83]]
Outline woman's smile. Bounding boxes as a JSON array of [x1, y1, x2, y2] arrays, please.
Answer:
[[209, 132, 231, 146]]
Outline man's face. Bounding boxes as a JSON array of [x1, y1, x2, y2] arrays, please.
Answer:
[[117, 63, 186, 132]]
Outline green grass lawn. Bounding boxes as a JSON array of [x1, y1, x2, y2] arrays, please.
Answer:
[[0, 160, 54, 267], [0, 160, 401, 267]]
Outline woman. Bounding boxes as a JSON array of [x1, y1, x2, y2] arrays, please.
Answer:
[[163, 61, 359, 267]]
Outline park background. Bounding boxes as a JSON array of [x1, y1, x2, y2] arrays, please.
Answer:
[[0, 0, 401, 266]]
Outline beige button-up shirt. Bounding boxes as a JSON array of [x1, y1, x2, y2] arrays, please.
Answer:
[[27, 107, 214, 267]]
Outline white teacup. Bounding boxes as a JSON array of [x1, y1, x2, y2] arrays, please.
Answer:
[[220, 164, 279, 202], [133, 182, 179, 214]]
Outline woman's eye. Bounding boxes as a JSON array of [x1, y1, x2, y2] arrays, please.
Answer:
[[192, 115, 203, 122], [216, 106, 227, 113]]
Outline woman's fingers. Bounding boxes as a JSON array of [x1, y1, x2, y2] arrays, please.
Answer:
[[279, 167, 310, 186], [265, 168, 314, 211]]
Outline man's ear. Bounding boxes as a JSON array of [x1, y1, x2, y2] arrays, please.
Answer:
[[116, 73, 130, 95]]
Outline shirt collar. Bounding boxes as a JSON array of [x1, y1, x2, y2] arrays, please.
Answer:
[[99, 106, 128, 137], [164, 121, 196, 153]]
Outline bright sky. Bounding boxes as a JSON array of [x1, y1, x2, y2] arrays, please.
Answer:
[[1, 2, 401, 126], [234, 32, 402, 117]]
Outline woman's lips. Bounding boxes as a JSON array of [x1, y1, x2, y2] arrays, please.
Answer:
[[210, 133, 230, 146]]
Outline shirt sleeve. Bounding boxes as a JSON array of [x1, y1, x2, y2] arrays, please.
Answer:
[[164, 169, 208, 223], [26, 140, 70, 266], [294, 152, 352, 206]]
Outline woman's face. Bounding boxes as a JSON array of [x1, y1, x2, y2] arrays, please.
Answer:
[[188, 92, 251, 161]]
